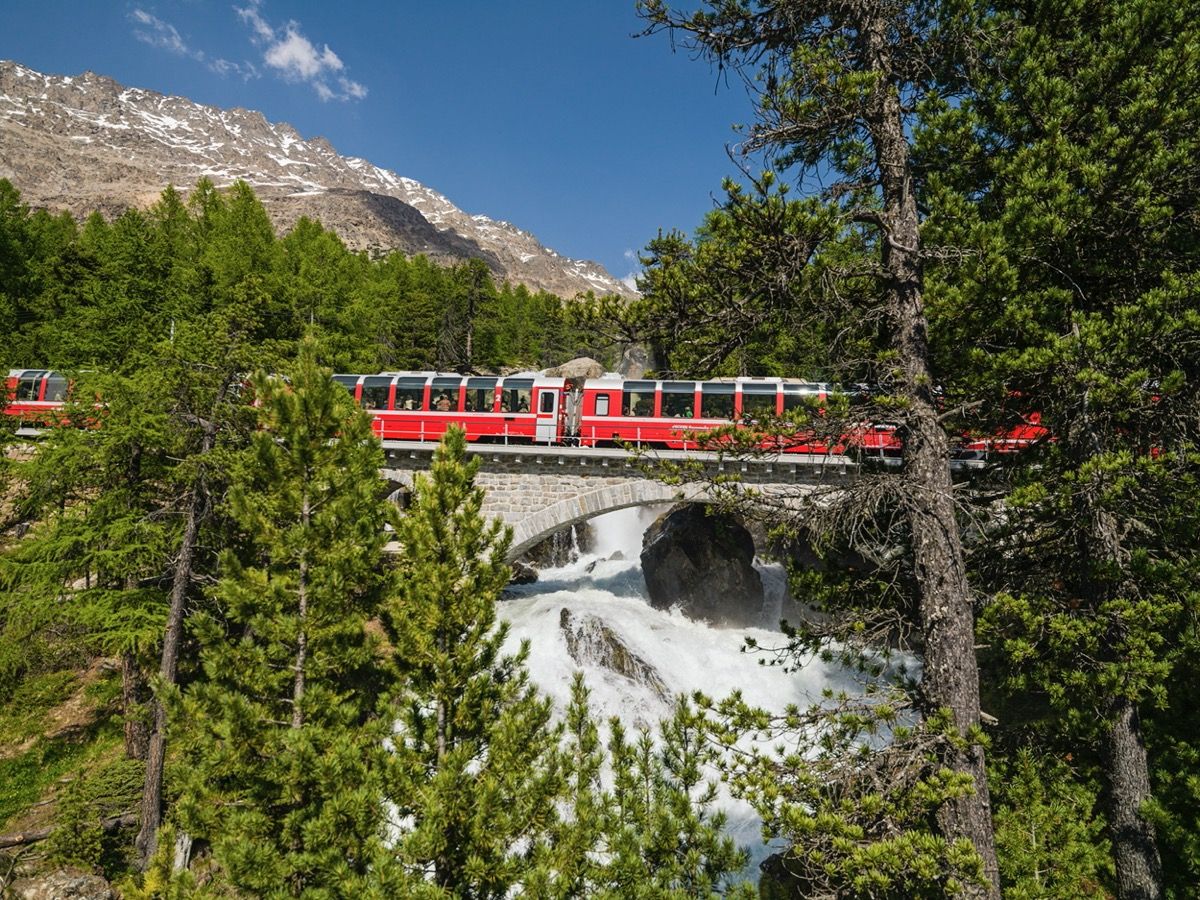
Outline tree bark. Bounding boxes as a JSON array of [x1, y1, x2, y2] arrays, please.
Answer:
[[134, 381, 228, 870], [1105, 684, 1165, 898], [861, 14, 1000, 896], [121, 650, 151, 761], [134, 483, 203, 869]]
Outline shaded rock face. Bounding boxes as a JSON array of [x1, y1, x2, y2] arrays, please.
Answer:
[[521, 523, 590, 570], [559, 608, 669, 702], [9, 868, 114, 900], [640, 504, 764, 626], [509, 560, 539, 585]]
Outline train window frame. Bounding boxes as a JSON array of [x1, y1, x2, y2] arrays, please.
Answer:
[[661, 382, 696, 418], [539, 391, 555, 413], [595, 394, 610, 416], [360, 376, 393, 411], [465, 377, 497, 413], [783, 383, 824, 412], [742, 382, 779, 418], [431, 377, 462, 413], [15, 376, 41, 402], [332, 374, 360, 397], [500, 378, 534, 414], [43, 375, 67, 403], [700, 383, 735, 419], [621, 380, 655, 418], [394, 377, 427, 411]]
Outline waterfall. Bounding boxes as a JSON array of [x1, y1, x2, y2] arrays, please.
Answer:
[[500, 506, 848, 868]]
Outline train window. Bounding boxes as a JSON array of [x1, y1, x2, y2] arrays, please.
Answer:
[[332, 374, 359, 397], [466, 377, 496, 412], [431, 377, 461, 412], [742, 383, 778, 417], [661, 382, 696, 418], [395, 377, 427, 411], [361, 376, 392, 410], [783, 383, 823, 412], [622, 380, 655, 417], [595, 394, 610, 416], [43, 375, 67, 402], [700, 383, 735, 419], [15, 376, 40, 402], [501, 378, 533, 413], [540, 391, 555, 413]]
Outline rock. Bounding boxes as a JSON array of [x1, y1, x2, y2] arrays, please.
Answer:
[[640, 504, 764, 626], [509, 560, 538, 585], [584, 549, 626, 574], [9, 868, 114, 900], [559, 608, 670, 702], [521, 523, 589, 568], [545, 357, 606, 380], [617, 344, 651, 379], [758, 852, 805, 898]]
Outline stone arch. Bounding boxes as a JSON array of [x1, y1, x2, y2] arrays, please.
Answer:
[[505, 480, 714, 561]]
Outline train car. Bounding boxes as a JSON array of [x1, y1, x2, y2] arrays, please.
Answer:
[[332, 372, 568, 445], [6, 365, 1039, 462], [574, 376, 827, 451], [3, 369, 69, 428], [573, 376, 905, 457]]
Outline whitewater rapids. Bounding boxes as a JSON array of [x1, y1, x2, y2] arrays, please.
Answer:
[[499, 507, 851, 862]]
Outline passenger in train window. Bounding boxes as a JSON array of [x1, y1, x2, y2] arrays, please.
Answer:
[[435, 394, 452, 412], [517, 398, 529, 413]]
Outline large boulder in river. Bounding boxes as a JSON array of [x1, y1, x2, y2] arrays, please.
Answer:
[[559, 608, 670, 702], [640, 504, 763, 626], [545, 357, 605, 380]]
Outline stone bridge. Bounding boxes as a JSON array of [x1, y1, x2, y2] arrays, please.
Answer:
[[380, 441, 855, 560]]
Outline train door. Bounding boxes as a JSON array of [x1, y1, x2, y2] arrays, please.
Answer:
[[535, 388, 559, 443]]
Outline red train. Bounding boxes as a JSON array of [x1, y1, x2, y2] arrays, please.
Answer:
[[6, 368, 1046, 460]]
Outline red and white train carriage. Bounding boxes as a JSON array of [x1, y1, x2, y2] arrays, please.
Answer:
[[7, 368, 1045, 458]]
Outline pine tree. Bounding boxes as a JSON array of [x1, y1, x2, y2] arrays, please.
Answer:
[[171, 342, 392, 896], [595, 699, 754, 899], [634, 2, 1002, 890], [381, 426, 565, 897]]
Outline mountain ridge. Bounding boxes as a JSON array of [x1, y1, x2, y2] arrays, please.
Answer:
[[0, 60, 636, 300]]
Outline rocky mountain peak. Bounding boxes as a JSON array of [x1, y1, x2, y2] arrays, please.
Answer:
[[0, 60, 636, 299]]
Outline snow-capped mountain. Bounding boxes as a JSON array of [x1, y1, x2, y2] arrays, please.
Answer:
[[0, 61, 635, 299]]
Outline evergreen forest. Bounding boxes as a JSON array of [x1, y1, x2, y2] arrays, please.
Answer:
[[3, 0, 1200, 897]]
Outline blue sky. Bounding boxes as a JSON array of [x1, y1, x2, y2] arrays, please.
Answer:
[[0, 1, 758, 286]]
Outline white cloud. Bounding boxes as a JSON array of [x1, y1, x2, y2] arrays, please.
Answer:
[[131, 9, 259, 81], [234, 1, 367, 102], [130, 9, 200, 60]]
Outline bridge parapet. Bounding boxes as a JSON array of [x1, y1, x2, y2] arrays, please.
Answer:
[[380, 441, 852, 560]]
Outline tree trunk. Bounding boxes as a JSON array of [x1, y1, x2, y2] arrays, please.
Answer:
[[121, 651, 151, 761], [861, 14, 1000, 896], [134, 380, 228, 870], [1105, 686, 1165, 898], [134, 485, 203, 869]]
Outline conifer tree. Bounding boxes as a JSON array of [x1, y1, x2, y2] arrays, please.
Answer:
[[595, 700, 754, 899], [171, 342, 392, 896], [382, 426, 565, 897]]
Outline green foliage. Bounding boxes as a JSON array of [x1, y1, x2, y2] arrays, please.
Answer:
[[381, 426, 565, 897], [702, 690, 985, 898], [594, 699, 754, 899], [172, 343, 393, 897], [990, 749, 1112, 898]]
